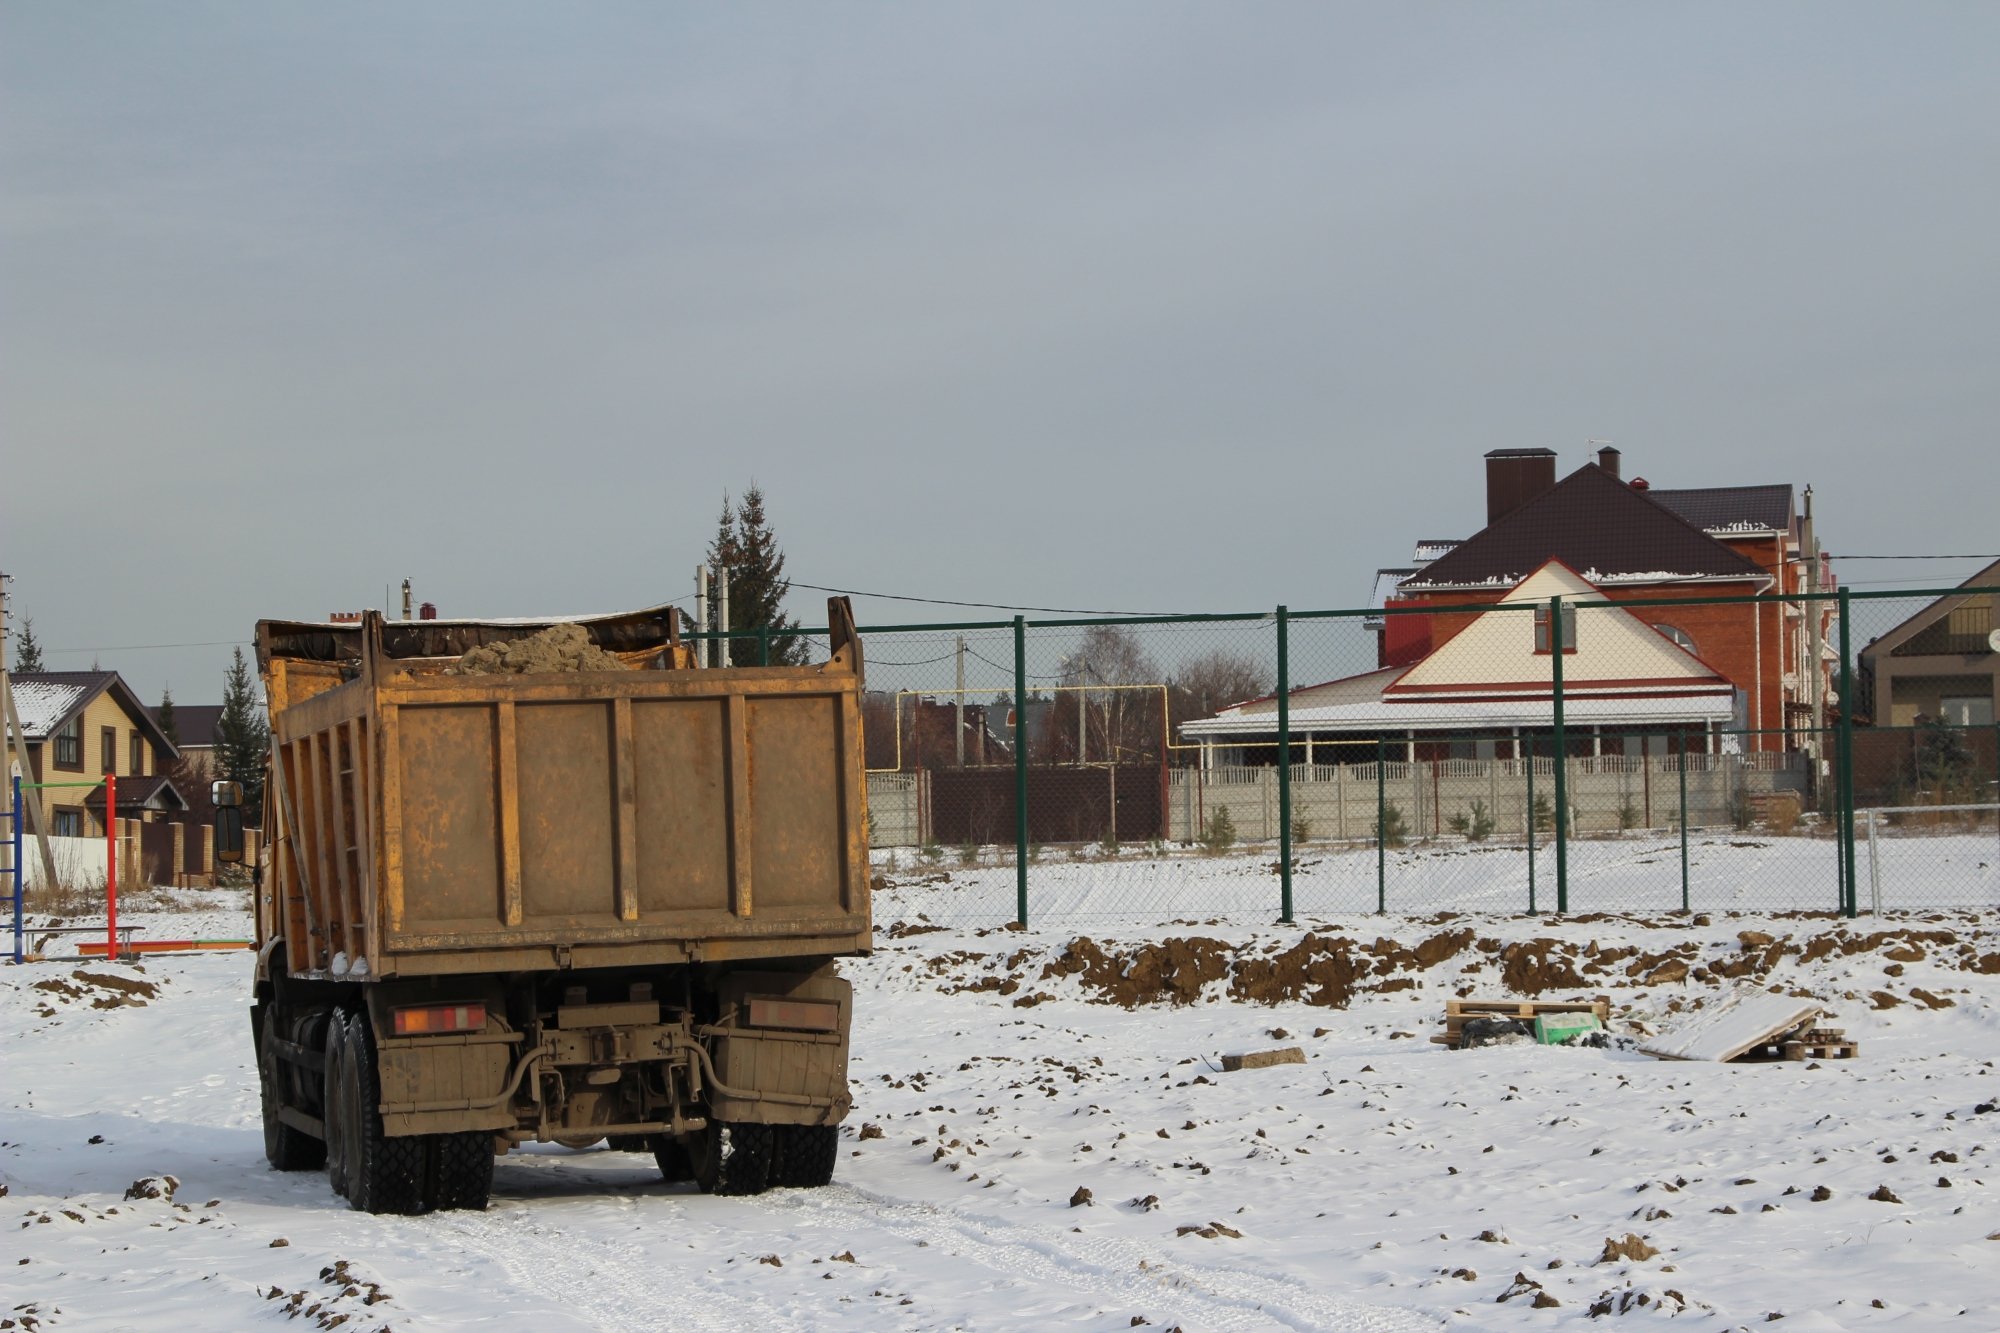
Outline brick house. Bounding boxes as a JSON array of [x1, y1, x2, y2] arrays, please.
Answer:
[[1377, 448, 1835, 754], [7, 671, 185, 835]]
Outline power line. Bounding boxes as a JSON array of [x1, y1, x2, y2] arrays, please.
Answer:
[[789, 580, 1167, 618], [47, 639, 249, 654], [1833, 553, 2000, 560]]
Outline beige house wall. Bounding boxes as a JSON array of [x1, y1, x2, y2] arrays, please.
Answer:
[[35, 688, 157, 834]]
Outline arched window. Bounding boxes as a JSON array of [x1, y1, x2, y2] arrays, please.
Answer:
[[1655, 623, 1697, 654]]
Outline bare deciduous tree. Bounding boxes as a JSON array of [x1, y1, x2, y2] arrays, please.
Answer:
[[1167, 649, 1271, 764]]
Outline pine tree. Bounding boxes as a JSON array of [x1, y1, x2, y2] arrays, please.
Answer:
[[216, 647, 270, 825], [156, 687, 180, 749], [705, 484, 804, 666], [12, 617, 45, 672]]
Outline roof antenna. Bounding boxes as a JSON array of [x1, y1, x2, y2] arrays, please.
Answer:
[[1588, 438, 1620, 480]]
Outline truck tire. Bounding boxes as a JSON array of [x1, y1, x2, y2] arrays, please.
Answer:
[[341, 1014, 429, 1215], [428, 1131, 494, 1212], [259, 1006, 325, 1172], [771, 1125, 838, 1188], [322, 1011, 352, 1197], [692, 1122, 773, 1196]]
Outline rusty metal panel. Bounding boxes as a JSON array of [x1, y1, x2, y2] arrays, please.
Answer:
[[263, 601, 871, 973], [516, 701, 618, 921], [629, 698, 731, 914], [398, 705, 501, 929], [747, 695, 843, 910]]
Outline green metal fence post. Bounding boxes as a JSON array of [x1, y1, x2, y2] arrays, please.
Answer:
[[1678, 746, 1690, 913], [1014, 615, 1030, 927], [1376, 735, 1387, 914], [1551, 595, 1569, 914], [1276, 605, 1294, 924], [1837, 587, 1857, 918], [1525, 734, 1537, 914], [758, 625, 771, 666]]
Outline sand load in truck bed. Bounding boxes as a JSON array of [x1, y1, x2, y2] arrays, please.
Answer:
[[452, 622, 628, 675]]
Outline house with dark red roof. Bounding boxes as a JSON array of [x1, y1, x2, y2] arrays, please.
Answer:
[[1375, 447, 1835, 754], [8, 671, 185, 836]]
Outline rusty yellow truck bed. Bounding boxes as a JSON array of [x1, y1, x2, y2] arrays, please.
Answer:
[[254, 602, 870, 980]]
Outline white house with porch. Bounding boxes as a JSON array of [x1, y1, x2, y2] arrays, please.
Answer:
[[1184, 562, 1740, 766]]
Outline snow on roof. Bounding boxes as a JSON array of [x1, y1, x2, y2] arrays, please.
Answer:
[[1368, 569, 1418, 612], [1412, 539, 1461, 563], [9, 678, 90, 740], [1181, 689, 1734, 737]]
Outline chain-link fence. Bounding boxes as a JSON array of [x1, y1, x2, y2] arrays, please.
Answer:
[[716, 582, 1997, 924]]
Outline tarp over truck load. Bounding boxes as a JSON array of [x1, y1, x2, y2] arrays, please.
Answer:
[[254, 601, 871, 981]]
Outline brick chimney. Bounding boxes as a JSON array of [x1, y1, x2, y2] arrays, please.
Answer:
[[1596, 444, 1621, 479], [1484, 448, 1558, 526]]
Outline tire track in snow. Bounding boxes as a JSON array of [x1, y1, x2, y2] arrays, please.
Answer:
[[755, 1182, 1443, 1333], [431, 1202, 792, 1333]]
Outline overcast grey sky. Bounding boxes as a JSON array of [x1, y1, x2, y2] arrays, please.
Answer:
[[3, 2, 1996, 702]]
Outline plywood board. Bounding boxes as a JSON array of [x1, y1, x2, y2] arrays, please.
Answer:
[[1638, 985, 1823, 1063]]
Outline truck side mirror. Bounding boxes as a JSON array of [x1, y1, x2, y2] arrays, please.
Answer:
[[212, 780, 243, 808], [215, 806, 245, 864]]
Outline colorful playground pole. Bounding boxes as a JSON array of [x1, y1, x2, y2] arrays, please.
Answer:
[[10, 775, 21, 965], [106, 774, 117, 962]]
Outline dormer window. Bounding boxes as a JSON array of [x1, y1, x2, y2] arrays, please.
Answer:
[[1534, 605, 1576, 654]]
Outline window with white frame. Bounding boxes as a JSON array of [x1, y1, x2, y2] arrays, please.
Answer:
[[1654, 623, 1697, 654]]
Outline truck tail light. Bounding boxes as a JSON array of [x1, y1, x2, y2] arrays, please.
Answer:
[[392, 1003, 486, 1036], [746, 998, 840, 1032]]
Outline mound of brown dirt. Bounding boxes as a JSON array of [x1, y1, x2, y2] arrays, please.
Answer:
[[1500, 939, 1587, 996], [454, 623, 625, 675], [1231, 934, 1366, 1008], [1040, 936, 1232, 1007]]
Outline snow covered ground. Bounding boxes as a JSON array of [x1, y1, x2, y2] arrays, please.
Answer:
[[5, 855, 1998, 1332]]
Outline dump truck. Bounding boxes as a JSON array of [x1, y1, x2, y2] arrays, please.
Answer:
[[249, 599, 870, 1214]]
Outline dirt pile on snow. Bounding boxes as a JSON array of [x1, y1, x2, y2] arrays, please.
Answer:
[[454, 623, 625, 675], [1230, 934, 1366, 1007], [1040, 936, 1232, 1006], [897, 913, 2000, 1014], [31, 968, 161, 1012]]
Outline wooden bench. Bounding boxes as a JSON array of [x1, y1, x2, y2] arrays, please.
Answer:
[[19, 924, 147, 961]]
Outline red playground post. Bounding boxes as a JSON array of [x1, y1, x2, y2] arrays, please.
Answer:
[[106, 774, 117, 962]]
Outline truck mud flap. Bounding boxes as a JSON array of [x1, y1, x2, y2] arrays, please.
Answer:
[[703, 969, 853, 1127]]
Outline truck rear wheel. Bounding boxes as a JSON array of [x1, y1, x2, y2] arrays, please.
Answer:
[[771, 1125, 838, 1189], [341, 1013, 429, 1215], [693, 1122, 773, 1196], [259, 1006, 325, 1172], [428, 1131, 494, 1212], [322, 1011, 352, 1196]]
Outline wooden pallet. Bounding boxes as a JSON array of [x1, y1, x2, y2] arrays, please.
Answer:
[[1734, 1025, 1858, 1063], [1434, 996, 1612, 1048]]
